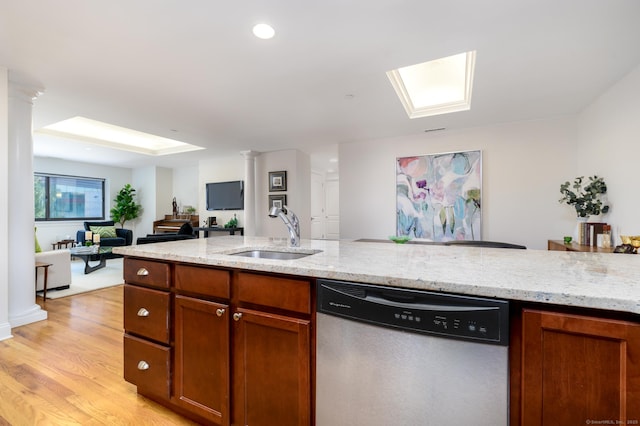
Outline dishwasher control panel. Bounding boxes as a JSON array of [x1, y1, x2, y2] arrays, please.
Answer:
[[317, 279, 509, 346]]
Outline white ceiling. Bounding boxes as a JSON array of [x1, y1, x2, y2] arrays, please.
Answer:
[[2, 1, 640, 171]]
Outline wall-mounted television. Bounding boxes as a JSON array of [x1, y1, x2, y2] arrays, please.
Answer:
[[206, 180, 244, 211]]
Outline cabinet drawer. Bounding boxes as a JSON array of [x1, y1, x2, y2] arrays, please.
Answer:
[[124, 285, 170, 343], [175, 264, 230, 299], [124, 334, 170, 399], [236, 273, 311, 314], [124, 258, 170, 289]]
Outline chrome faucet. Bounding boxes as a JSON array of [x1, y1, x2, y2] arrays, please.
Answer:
[[269, 205, 300, 247]]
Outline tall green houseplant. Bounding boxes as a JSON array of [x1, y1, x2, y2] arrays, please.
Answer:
[[110, 184, 142, 228]]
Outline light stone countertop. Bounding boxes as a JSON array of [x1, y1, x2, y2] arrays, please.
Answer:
[[114, 236, 640, 315]]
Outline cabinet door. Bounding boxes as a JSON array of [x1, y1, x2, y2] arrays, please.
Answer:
[[520, 309, 640, 425], [232, 308, 311, 426], [174, 295, 230, 425]]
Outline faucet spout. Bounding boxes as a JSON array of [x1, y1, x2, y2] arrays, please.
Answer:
[[268, 205, 300, 247]]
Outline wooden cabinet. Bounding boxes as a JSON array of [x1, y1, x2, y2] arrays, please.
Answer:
[[232, 307, 311, 426], [123, 285, 170, 343], [547, 240, 614, 253], [512, 308, 640, 425], [174, 295, 229, 424], [123, 334, 170, 399], [123, 258, 314, 426], [123, 258, 171, 400], [172, 264, 231, 425]]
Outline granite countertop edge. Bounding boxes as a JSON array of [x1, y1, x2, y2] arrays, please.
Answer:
[[114, 236, 640, 316]]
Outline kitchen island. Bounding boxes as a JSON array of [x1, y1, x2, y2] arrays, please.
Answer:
[[115, 236, 640, 425], [115, 236, 640, 314]]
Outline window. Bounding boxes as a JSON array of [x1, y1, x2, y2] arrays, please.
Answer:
[[34, 173, 105, 221]]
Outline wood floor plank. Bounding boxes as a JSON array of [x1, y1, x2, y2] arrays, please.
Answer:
[[0, 286, 197, 425]]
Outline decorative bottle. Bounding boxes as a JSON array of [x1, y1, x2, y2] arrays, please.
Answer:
[[601, 225, 611, 248]]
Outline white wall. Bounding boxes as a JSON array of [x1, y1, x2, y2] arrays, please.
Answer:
[[0, 67, 11, 340], [132, 166, 158, 237], [577, 63, 640, 242], [199, 154, 245, 230], [173, 165, 199, 214], [156, 166, 173, 219], [256, 150, 311, 239], [33, 157, 135, 248], [339, 117, 578, 250]]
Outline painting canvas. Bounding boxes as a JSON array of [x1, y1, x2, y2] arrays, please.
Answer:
[[396, 150, 481, 241]]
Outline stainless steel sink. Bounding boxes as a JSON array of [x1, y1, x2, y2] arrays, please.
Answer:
[[230, 250, 315, 260]]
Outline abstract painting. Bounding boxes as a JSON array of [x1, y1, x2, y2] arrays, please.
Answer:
[[396, 150, 481, 241]]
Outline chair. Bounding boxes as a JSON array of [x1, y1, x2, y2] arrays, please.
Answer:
[[76, 221, 133, 260], [35, 249, 72, 292], [136, 222, 196, 245], [76, 220, 133, 248]]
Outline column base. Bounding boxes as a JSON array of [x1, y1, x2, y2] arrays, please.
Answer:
[[0, 322, 12, 341], [9, 304, 47, 328]]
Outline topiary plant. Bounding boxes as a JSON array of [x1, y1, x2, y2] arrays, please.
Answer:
[[110, 183, 142, 228]]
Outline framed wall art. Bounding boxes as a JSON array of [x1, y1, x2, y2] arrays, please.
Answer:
[[269, 194, 287, 210], [396, 150, 481, 242], [268, 171, 287, 192]]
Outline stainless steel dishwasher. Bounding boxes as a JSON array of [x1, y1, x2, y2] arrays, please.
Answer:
[[316, 279, 509, 426]]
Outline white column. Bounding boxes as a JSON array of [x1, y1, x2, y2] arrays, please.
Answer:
[[7, 80, 47, 327], [241, 150, 259, 237], [0, 67, 12, 340]]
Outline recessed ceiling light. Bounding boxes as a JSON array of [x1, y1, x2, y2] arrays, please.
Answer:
[[387, 51, 476, 119], [253, 23, 275, 40], [36, 116, 204, 156]]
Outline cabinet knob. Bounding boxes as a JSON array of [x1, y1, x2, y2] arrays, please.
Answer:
[[137, 360, 150, 371], [136, 268, 149, 276], [137, 308, 150, 317], [216, 308, 225, 317], [233, 312, 243, 321]]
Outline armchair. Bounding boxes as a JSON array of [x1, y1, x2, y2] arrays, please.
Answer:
[[77, 221, 133, 260], [35, 249, 71, 291]]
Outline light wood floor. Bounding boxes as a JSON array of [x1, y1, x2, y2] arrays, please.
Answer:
[[0, 286, 197, 425]]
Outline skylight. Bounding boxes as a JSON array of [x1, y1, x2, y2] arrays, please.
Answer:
[[36, 117, 204, 156], [387, 51, 476, 119]]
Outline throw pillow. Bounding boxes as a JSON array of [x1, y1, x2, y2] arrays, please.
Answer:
[[90, 225, 118, 238], [35, 227, 42, 253]]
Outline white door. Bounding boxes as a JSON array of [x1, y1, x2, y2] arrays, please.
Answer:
[[311, 172, 326, 239], [325, 179, 340, 240]]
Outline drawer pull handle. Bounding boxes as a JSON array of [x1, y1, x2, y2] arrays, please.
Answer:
[[137, 361, 150, 371], [233, 312, 243, 321], [216, 308, 225, 317], [137, 308, 150, 317], [136, 268, 149, 276]]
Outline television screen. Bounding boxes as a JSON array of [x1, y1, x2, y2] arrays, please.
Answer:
[[206, 180, 244, 211]]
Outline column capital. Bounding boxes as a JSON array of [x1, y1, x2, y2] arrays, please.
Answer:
[[8, 81, 43, 103], [240, 150, 260, 160]]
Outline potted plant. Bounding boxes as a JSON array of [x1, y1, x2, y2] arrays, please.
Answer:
[[559, 175, 609, 218], [110, 184, 142, 228]]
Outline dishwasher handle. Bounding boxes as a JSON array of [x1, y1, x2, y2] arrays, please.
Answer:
[[365, 293, 497, 313]]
